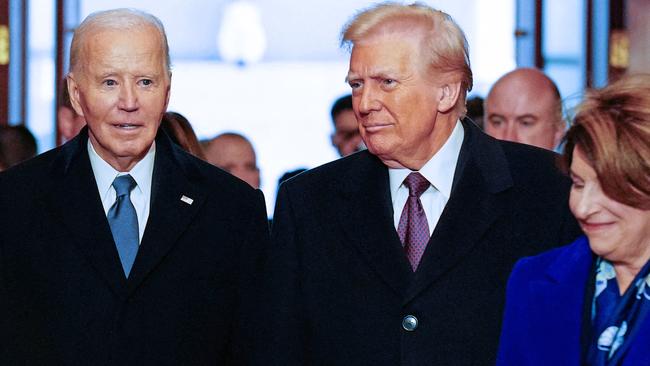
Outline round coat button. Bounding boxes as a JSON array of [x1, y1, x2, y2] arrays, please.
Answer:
[[402, 315, 418, 331]]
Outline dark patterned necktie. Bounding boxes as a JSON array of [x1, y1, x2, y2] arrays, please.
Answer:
[[107, 174, 139, 277], [397, 172, 431, 271]]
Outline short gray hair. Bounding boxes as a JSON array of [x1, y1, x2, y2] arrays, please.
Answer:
[[69, 8, 171, 74]]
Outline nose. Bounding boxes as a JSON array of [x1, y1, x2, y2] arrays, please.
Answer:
[[357, 86, 381, 115], [118, 82, 138, 112], [503, 123, 518, 142], [571, 185, 599, 219]]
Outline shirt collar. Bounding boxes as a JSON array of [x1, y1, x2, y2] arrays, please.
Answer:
[[389, 120, 464, 200], [88, 139, 156, 201]]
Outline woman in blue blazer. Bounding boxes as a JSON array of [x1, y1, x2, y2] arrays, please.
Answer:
[[497, 74, 650, 366]]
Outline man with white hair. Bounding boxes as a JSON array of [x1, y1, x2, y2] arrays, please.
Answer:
[[0, 9, 268, 365]]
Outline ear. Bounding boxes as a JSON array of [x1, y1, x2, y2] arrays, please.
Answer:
[[437, 81, 462, 114], [163, 72, 172, 111], [553, 120, 566, 147], [66, 74, 85, 118]]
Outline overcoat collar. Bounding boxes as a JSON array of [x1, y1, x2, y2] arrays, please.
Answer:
[[335, 120, 514, 301], [44, 128, 208, 297]]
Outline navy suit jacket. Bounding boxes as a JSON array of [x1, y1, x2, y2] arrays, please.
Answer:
[[260, 120, 582, 365], [0, 128, 269, 365], [497, 236, 650, 365]]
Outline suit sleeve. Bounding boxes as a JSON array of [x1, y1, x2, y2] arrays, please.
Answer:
[[496, 258, 532, 366], [253, 183, 306, 365]]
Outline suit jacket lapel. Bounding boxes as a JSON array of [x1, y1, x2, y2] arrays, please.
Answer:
[[338, 152, 412, 297], [44, 130, 127, 296], [405, 120, 513, 303], [126, 132, 206, 295], [533, 237, 592, 362]]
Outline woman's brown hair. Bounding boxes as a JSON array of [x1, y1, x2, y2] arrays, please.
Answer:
[[562, 74, 650, 209]]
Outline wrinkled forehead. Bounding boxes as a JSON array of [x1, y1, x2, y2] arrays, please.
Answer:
[[74, 21, 168, 74]]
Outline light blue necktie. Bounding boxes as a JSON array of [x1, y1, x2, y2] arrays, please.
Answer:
[[107, 174, 139, 277]]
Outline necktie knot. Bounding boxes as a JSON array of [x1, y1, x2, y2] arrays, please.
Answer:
[[112, 174, 137, 197], [403, 172, 429, 198]]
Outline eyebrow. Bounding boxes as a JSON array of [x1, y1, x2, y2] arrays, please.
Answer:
[[487, 113, 505, 119], [516, 114, 539, 120]]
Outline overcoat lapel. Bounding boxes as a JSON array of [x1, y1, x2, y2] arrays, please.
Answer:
[[338, 152, 412, 297], [126, 132, 206, 295], [44, 130, 127, 296], [406, 121, 513, 303]]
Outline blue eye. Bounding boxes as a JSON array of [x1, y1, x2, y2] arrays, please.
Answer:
[[104, 79, 117, 86], [140, 79, 153, 86], [349, 81, 362, 89]]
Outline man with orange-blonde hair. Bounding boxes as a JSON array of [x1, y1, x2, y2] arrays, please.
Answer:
[[261, 3, 581, 365]]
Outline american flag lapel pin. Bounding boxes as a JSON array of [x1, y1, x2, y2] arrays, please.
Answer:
[[180, 195, 194, 205]]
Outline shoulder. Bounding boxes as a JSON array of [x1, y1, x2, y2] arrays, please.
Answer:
[[510, 236, 591, 282], [172, 146, 264, 205], [497, 141, 572, 207], [0, 144, 66, 192], [461, 121, 570, 197], [501, 141, 566, 182], [280, 150, 378, 193]]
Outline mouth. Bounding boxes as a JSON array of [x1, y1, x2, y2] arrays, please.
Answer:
[[363, 123, 393, 133], [112, 123, 142, 130], [579, 220, 615, 232]]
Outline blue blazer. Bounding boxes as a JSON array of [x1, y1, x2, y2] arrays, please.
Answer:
[[497, 236, 650, 365]]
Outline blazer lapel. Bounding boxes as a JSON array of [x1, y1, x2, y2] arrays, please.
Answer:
[[338, 152, 412, 297], [532, 237, 592, 363], [405, 121, 513, 303], [125, 132, 206, 295], [623, 314, 650, 364], [44, 131, 127, 296]]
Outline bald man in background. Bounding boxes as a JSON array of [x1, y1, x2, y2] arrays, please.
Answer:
[[203, 132, 261, 188], [484, 68, 565, 150]]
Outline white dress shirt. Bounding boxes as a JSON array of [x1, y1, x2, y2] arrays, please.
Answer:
[[389, 120, 464, 236], [88, 140, 155, 243]]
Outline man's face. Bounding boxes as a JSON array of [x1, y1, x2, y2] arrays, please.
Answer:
[[346, 33, 444, 169], [484, 81, 562, 150], [204, 137, 261, 189], [68, 25, 170, 171], [331, 109, 362, 157]]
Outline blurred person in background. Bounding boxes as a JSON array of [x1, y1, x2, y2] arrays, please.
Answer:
[[498, 74, 650, 365], [465, 95, 484, 129], [484, 68, 565, 150], [160, 111, 205, 159], [0, 125, 37, 171], [203, 132, 261, 188], [57, 78, 86, 143], [330, 94, 364, 157]]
